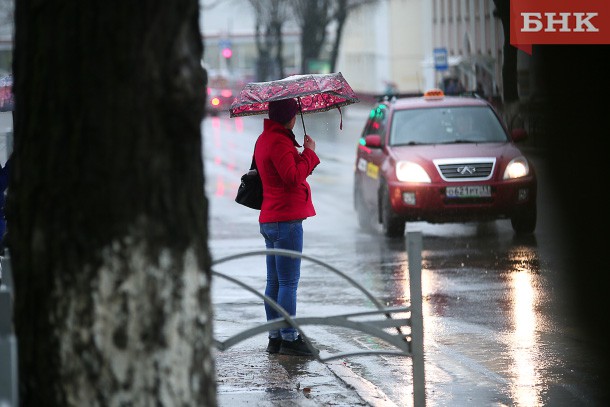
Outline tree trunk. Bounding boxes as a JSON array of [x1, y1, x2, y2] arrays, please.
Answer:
[[9, 1, 216, 406], [272, 20, 285, 78], [493, 0, 519, 102], [330, 0, 348, 73], [295, 0, 330, 73]]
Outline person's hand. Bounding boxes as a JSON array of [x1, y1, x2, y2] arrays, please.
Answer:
[[303, 134, 316, 151]]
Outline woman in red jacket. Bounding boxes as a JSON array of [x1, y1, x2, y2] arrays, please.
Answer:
[[255, 98, 320, 356]]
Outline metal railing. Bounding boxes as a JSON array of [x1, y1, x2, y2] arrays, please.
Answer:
[[212, 231, 426, 406]]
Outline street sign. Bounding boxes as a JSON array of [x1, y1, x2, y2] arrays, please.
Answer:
[[219, 39, 232, 49], [434, 47, 448, 71], [219, 39, 233, 61]]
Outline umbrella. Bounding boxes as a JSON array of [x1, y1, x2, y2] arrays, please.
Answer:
[[0, 74, 13, 112], [229, 72, 359, 134]]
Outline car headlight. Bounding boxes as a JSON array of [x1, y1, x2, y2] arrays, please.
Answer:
[[503, 156, 530, 180], [396, 161, 431, 183]]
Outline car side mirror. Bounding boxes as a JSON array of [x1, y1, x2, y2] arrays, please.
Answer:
[[511, 128, 528, 142], [364, 134, 382, 148]]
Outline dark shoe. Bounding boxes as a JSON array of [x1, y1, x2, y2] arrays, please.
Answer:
[[266, 337, 282, 354], [279, 335, 319, 356]]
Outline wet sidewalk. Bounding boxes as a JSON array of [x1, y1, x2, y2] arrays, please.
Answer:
[[214, 326, 404, 407], [212, 283, 397, 407], [215, 343, 372, 406], [212, 270, 400, 407]]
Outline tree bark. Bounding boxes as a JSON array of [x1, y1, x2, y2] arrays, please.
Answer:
[[9, 1, 216, 406]]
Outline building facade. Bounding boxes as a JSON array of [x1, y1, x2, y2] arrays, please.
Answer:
[[338, 0, 522, 100], [337, 0, 429, 96], [431, 0, 503, 99]]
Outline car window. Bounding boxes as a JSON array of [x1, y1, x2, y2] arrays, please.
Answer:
[[361, 104, 388, 138], [389, 106, 508, 145]]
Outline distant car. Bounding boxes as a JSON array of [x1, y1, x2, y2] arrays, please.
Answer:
[[353, 89, 537, 237], [206, 86, 235, 116]]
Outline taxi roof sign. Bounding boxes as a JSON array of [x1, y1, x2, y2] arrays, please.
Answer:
[[424, 89, 445, 100]]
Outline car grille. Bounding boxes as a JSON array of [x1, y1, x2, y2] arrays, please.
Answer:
[[434, 157, 496, 181]]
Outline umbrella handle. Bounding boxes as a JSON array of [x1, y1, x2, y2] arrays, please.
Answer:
[[296, 97, 306, 136]]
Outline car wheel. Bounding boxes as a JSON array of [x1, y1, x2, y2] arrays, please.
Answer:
[[354, 181, 376, 232], [511, 208, 536, 235], [381, 185, 405, 238]]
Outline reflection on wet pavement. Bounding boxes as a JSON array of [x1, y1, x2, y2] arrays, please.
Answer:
[[215, 346, 368, 406]]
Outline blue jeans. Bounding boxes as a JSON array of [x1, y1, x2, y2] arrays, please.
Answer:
[[259, 220, 303, 341]]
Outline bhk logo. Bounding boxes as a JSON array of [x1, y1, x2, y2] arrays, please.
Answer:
[[510, 0, 610, 54]]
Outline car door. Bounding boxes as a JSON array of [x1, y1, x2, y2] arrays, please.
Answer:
[[356, 105, 388, 210]]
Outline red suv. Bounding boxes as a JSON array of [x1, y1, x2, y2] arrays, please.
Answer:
[[353, 89, 537, 237]]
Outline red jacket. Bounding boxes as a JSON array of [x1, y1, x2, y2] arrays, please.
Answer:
[[255, 119, 320, 223]]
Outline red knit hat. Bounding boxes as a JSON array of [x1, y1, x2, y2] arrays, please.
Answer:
[[268, 98, 298, 124]]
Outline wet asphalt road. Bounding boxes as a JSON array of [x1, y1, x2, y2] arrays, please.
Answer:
[[204, 105, 608, 406]]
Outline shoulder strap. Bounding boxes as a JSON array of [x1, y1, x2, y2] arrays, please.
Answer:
[[250, 140, 258, 170]]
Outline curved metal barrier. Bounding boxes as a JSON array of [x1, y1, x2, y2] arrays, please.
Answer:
[[212, 231, 426, 406]]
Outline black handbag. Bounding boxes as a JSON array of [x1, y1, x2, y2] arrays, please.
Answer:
[[235, 151, 263, 210]]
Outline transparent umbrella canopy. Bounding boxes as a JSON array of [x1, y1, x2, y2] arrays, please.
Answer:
[[229, 72, 360, 134]]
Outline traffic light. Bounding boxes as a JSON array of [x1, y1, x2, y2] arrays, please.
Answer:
[[221, 47, 232, 59]]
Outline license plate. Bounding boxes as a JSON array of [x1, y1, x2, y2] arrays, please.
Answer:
[[446, 185, 491, 198]]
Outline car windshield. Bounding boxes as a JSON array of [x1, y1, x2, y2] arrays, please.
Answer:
[[389, 106, 508, 146]]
